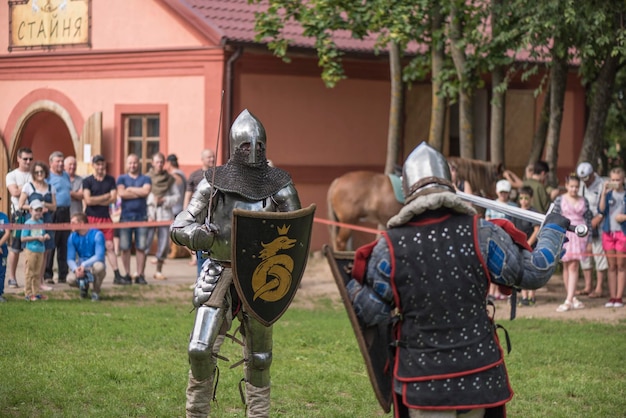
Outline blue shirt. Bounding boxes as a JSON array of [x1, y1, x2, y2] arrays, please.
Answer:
[[67, 229, 106, 271], [485, 201, 518, 221], [48, 171, 72, 207], [22, 218, 46, 253], [599, 190, 626, 234], [116, 174, 151, 220], [0, 211, 9, 254]]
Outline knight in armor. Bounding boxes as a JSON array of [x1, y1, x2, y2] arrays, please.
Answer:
[[170, 109, 301, 417], [347, 142, 570, 418]]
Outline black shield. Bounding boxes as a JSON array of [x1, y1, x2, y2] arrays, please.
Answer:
[[232, 204, 316, 326], [323, 245, 393, 414]]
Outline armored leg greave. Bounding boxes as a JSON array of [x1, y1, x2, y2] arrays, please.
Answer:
[[242, 313, 273, 387], [186, 301, 232, 418], [185, 334, 228, 418], [241, 313, 273, 417]]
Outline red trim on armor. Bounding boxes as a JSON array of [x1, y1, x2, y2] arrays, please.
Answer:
[[388, 213, 514, 415], [488, 218, 532, 296], [352, 240, 377, 283], [401, 386, 511, 411], [473, 214, 493, 300], [395, 357, 505, 382], [408, 213, 453, 226], [387, 233, 400, 314], [489, 218, 533, 252]]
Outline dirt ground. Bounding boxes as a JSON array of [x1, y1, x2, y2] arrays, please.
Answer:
[[5, 250, 626, 324], [298, 251, 626, 324]]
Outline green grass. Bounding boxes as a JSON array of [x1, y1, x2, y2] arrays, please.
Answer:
[[1, 294, 625, 417]]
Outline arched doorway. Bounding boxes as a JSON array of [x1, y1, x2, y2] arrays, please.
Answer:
[[18, 111, 74, 164], [3, 99, 80, 214], [8, 100, 79, 165]]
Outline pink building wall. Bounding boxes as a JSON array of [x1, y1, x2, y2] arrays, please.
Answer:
[[0, 0, 591, 252], [0, 0, 224, 172]]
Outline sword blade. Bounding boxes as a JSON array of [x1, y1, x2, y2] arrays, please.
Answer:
[[457, 191, 545, 225], [456, 191, 588, 237]]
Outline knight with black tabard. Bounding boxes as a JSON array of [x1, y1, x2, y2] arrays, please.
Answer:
[[346, 142, 569, 418]]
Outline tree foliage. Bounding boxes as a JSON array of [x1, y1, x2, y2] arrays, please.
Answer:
[[251, 0, 626, 170]]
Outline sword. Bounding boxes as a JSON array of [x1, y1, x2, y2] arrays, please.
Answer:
[[457, 191, 588, 237], [205, 90, 225, 231]]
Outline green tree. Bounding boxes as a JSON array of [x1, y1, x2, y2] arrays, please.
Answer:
[[251, 0, 528, 161], [515, 0, 579, 185], [252, 0, 626, 172], [575, 3, 626, 169]]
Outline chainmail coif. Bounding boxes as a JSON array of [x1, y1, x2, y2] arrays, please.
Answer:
[[204, 149, 293, 200]]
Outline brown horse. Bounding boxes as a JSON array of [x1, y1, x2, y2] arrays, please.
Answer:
[[448, 157, 504, 199], [327, 158, 503, 251], [327, 171, 403, 251]]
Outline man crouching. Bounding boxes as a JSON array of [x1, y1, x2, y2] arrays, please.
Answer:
[[67, 212, 106, 301]]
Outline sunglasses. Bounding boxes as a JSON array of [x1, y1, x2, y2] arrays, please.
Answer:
[[34, 170, 45, 175], [22, 157, 33, 161]]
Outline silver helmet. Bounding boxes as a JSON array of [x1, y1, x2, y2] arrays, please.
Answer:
[[402, 142, 454, 203], [229, 109, 267, 164]]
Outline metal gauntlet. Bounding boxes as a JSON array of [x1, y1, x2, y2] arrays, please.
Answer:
[[192, 259, 224, 308], [170, 179, 215, 251], [170, 211, 215, 251]]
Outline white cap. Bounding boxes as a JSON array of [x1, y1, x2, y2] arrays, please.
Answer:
[[30, 199, 43, 210], [576, 162, 593, 179], [496, 179, 512, 193]]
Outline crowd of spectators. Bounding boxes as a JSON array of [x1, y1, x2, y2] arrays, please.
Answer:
[[2, 147, 624, 312], [496, 159, 624, 311], [1, 148, 195, 302]]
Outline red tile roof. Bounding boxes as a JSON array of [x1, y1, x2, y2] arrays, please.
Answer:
[[175, 0, 385, 54]]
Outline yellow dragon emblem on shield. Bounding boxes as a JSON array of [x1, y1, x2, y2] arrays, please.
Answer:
[[251, 224, 297, 302]]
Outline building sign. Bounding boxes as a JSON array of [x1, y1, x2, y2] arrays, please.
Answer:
[[9, 0, 91, 51]]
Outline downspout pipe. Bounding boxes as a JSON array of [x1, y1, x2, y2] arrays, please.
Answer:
[[223, 46, 243, 161]]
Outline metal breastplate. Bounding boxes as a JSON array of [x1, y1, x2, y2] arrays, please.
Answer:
[[209, 185, 300, 262]]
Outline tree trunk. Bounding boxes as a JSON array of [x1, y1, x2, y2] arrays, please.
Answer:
[[528, 82, 550, 165], [579, 53, 620, 171], [429, 4, 446, 151], [385, 41, 403, 174], [458, 90, 475, 158], [449, 3, 474, 158], [490, 66, 506, 165], [489, 0, 505, 165], [545, 56, 568, 186]]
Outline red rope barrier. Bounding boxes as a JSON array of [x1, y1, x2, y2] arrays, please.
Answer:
[[313, 217, 381, 235], [6, 216, 623, 259], [0, 220, 173, 231]]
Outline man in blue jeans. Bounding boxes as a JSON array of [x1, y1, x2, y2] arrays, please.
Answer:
[[45, 151, 72, 284], [0, 207, 10, 302], [116, 154, 152, 285]]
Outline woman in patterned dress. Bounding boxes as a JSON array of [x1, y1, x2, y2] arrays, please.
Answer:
[[553, 174, 593, 312]]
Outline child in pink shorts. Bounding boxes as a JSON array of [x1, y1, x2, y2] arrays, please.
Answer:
[[598, 167, 626, 308]]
